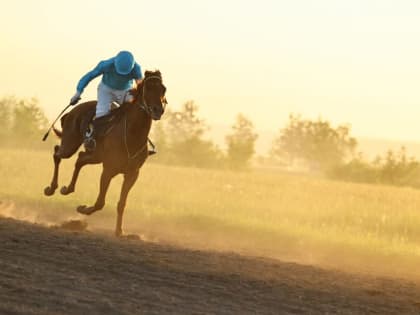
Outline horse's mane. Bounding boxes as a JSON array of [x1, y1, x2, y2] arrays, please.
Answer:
[[120, 70, 162, 113]]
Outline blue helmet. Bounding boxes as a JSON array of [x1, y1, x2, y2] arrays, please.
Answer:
[[114, 51, 135, 75]]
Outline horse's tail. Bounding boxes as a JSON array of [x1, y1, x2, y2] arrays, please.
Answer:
[[52, 113, 69, 139], [53, 126, 62, 138]]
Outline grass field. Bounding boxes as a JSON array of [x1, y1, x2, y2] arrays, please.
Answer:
[[2, 147, 420, 280]]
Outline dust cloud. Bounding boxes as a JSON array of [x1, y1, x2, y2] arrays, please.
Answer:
[[1, 199, 419, 282]]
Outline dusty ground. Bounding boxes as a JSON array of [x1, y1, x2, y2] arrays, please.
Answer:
[[1, 217, 420, 315]]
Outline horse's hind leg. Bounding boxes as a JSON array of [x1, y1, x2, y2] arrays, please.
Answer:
[[60, 151, 101, 195], [44, 145, 62, 196]]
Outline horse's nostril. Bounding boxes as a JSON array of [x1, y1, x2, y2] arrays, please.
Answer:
[[152, 105, 163, 114]]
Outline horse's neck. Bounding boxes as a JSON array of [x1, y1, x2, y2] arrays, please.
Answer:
[[126, 105, 152, 144]]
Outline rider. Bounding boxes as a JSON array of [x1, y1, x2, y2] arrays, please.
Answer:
[[69, 50, 143, 151]]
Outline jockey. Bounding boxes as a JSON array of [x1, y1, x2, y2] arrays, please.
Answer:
[[69, 50, 143, 151]]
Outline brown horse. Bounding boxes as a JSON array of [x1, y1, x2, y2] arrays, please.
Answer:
[[44, 70, 167, 236]]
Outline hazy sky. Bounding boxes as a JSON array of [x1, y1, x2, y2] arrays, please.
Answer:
[[2, 0, 420, 141]]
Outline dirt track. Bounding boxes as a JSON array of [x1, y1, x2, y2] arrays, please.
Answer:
[[1, 217, 420, 314]]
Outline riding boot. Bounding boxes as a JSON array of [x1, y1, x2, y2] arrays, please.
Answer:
[[84, 116, 109, 152]]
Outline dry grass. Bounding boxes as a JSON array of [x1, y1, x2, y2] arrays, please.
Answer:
[[1, 147, 420, 279]]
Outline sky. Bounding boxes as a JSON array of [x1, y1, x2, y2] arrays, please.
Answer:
[[2, 0, 420, 143]]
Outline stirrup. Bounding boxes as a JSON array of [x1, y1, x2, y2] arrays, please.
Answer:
[[85, 123, 94, 138], [148, 148, 157, 156], [84, 122, 96, 152], [147, 137, 157, 156], [84, 137, 96, 152]]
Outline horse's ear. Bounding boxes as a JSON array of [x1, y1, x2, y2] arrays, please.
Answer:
[[144, 69, 162, 79], [144, 70, 152, 77]]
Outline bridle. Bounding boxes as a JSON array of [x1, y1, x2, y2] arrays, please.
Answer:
[[137, 75, 167, 116], [124, 75, 166, 160]]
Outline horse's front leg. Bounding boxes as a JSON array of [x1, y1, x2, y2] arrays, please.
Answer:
[[115, 170, 139, 237], [44, 145, 62, 196], [77, 168, 114, 215], [61, 151, 101, 195]]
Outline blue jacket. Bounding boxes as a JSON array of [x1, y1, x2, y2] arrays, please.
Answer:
[[76, 57, 142, 93]]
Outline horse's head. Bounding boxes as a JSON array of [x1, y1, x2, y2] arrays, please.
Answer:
[[134, 70, 167, 120]]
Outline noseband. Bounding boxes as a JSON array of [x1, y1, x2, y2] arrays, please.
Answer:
[[138, 75, 166, 116]]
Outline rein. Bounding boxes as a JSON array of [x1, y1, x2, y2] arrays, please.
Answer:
[[123, 114, 147, 160]]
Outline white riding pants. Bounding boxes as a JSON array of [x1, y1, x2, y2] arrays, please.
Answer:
[[96, 82, 133, 118]]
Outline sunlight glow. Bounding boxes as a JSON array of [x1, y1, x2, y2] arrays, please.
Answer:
[[2, 0, 420, 142]]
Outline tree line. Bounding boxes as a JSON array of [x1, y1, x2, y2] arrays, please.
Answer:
[[266, 113, 420, 188], [3, 95, 420, 187], [0, 97, 259, 169], [150, 100, 258, 170], [0, 96, 49, 148]]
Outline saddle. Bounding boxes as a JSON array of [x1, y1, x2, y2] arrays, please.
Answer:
[[80, 104, 124, 140], [79, 104, 157, 155]]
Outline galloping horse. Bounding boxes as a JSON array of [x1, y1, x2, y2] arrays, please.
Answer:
[[44, 70, 167, 236]]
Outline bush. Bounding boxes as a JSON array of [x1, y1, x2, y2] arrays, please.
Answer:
[[328, 147, 420, 188]]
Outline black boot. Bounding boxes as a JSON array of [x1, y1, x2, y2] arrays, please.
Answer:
[[84, 116, 109, 152]]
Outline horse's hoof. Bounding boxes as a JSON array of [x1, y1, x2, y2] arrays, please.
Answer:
[[77, 205, 96, 215], [116, 230, 140, 240], [77, 205, 88, 215], [60, 186, 74, 195], [44, 186, 56, 196], [122, 234, 141, 241]]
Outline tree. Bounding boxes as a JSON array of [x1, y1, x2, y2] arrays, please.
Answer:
[[379, 147, 419, 185], [12, 98, 48, 143], [225, 114, 258, 169], [165, 101, 207, 143], [0, 96, 14, 142], [163, 101, 223, 168], [149, 122, 168, 161], [0, 96, 49, 148], [271, 114, 357, 171]]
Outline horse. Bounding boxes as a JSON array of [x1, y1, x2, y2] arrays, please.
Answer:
[[44, 70, 167, 236]]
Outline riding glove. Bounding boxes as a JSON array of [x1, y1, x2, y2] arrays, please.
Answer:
[[70, 91, 82, 106]]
